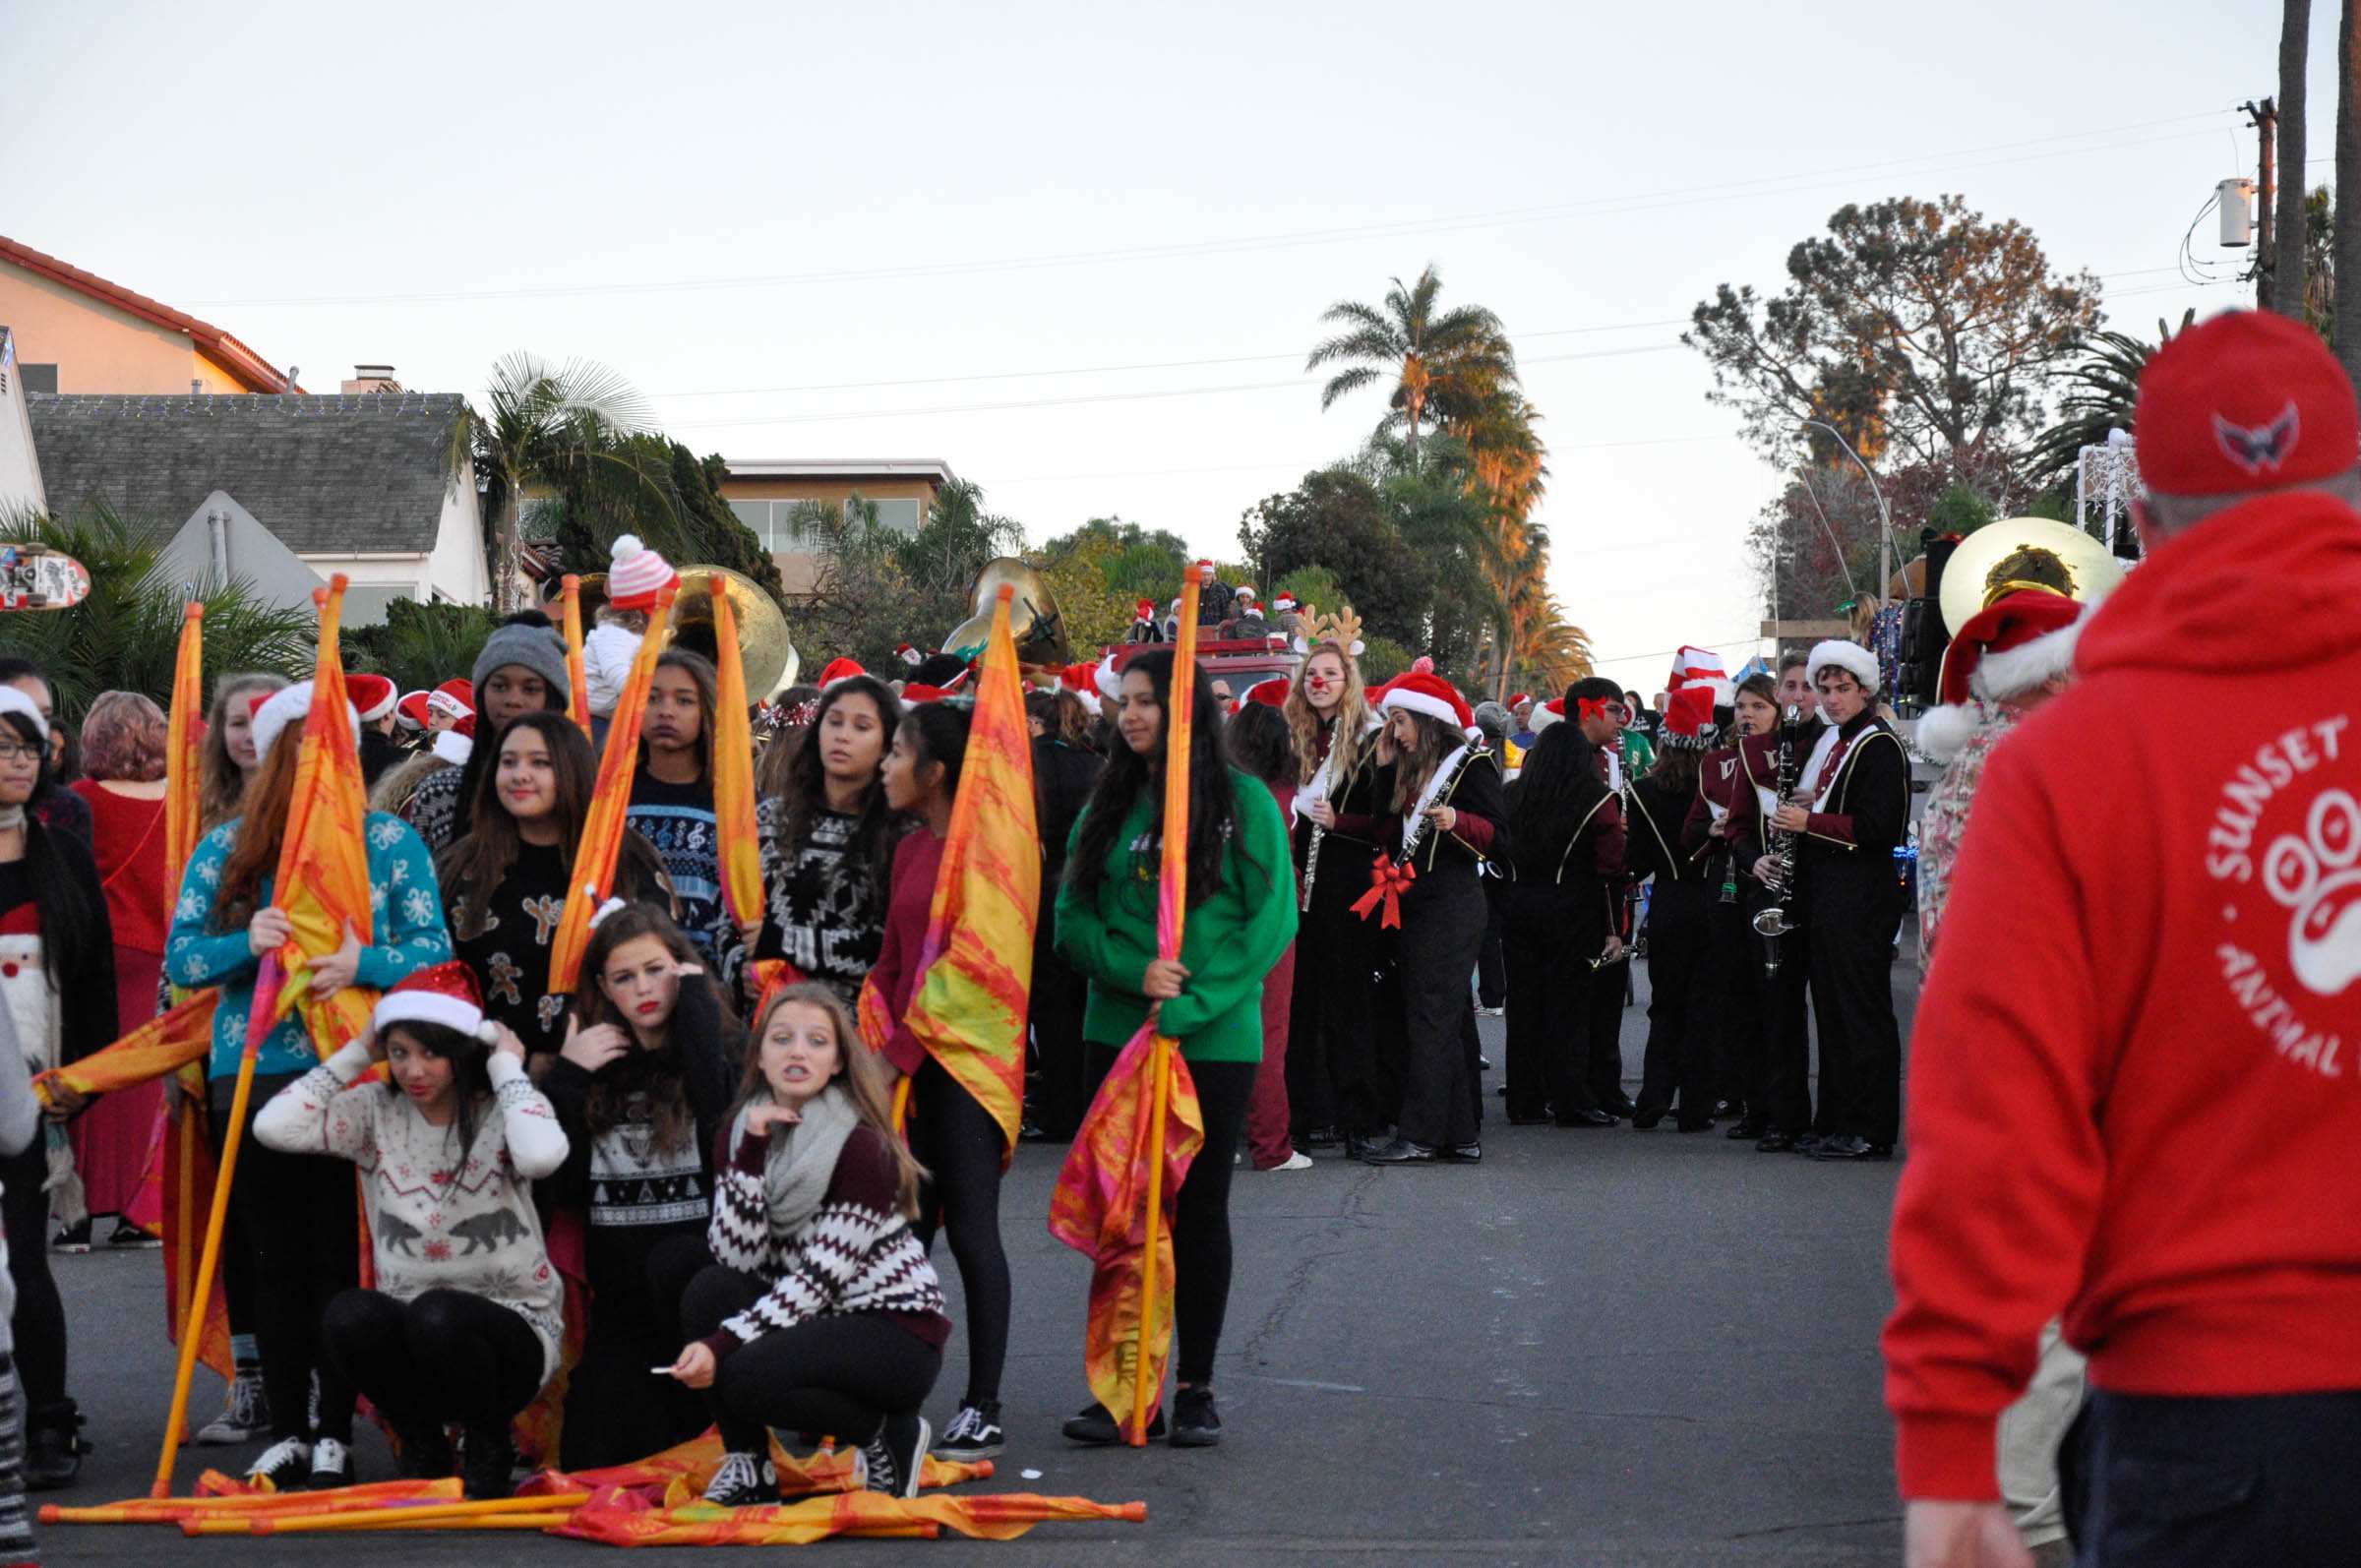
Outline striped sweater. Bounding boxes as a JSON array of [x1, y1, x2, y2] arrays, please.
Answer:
[[698, 1124, 947, 1357]]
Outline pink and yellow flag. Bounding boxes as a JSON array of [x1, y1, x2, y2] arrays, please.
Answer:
[[162, 603, 205, 914], [560, 574, 592, 736], [888, 583, 1038, 1155], [1049, 572, 1207, 1442], [706, 575, 763, 932], [548, 581, 677, 994]]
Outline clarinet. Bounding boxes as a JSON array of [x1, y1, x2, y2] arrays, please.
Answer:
[[1300, 812, 1325, 913], [1750, 705, 1802, 977]]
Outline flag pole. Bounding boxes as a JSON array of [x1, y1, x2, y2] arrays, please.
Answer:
[[1128, 568, 1201, 1445], [560, 575, 591, 736]]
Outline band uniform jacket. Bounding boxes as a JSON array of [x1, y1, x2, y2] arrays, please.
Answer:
[[1361, 746, 1509, 894], [1790, 712, 1909, 924]]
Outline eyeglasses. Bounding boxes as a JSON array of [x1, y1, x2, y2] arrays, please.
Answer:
[[0, 743, 39, 763]]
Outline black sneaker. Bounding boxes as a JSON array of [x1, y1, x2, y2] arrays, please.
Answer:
[[459, 1423, 515, 1500], [49, 1219, 91, 1255], [936, 1400, 1004, 1462], [244, 1436, 311, 1491], [1361, 1136, 1437, 1165], [701, 1449, 779, 1507], [1060, 1402, 1165, 1446], [106, 1220, 161, 1250], [857, 1414, 930, 1498], [306, 1436, 353, 1491], [25, 1401, 90, 1491], [1169, 1386, 1222, 1448], [1440, 1142, 1482, 1164], [194, 1371, 271, 1446], [394, 1421, 455, 1480]]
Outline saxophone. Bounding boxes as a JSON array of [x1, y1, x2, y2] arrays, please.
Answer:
[[1750, 704, 1802, 976]]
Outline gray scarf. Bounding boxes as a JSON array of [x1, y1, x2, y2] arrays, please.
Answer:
[[729, 1082, 861, 1241]]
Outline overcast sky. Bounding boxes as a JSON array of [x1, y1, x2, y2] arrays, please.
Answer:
[[4, 0, 2322, 691]]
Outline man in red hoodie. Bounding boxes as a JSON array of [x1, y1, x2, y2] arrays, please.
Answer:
[[1886, 310, 2361, 1567]]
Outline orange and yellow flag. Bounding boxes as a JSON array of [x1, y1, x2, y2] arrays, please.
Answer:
[[889, 583, 1038, 1155], [162, 603, 204, 915], [1049, 572, 1207, 1442], [561, 574, 592, 736], [547, 581, 677, 994], [706, 575, 763, 932]]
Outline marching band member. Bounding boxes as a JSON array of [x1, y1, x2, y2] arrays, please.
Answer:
[[1499, 724, 1623, 1124], [1625, 686, 1718, 1131]]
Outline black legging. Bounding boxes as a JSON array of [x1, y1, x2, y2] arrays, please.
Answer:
[[1027, 932, 1091, 1140], [321, 1287, 545, 1431], [904, 1059, 1009, 1408], [211, 1076, 359, 1442], [559, 1232, 713, 1472], [680, 1269, 941, 1450], [0, 1144, 65, 1417], [1081, 1048, 1253, 1387]]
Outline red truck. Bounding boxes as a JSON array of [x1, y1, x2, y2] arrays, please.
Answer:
[[1099, 635, 1302, 697]]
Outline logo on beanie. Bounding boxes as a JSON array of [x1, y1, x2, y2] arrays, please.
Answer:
[[2212, 401, 2302, 477]]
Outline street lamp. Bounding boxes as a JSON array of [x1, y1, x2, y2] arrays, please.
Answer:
[[1802, 419, 1895, 612]]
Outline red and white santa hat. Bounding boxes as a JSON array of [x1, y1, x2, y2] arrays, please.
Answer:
[[1094, 657, 1125, 703], [395, 691, 433, 733], [817, 657, 866, 689], [1661, 684, 1720, 749], [1133, 599, 1156, 623], [1273, 592, 1298, 614], [1530, 695, 1565, 734], [373, 961, 499, 1044], [428, 679, 474, 724], [1918, 591, 2089, 761], [0, 689, 44, 743], [1057, 662, 1103, 714], [605, 534, 679, 613], [1229, 676, 1288, 716], [249, 681, 360, 762], [1378, 671, 1478, 740], [1235, 585, 1258, 606], [1666, 644, 1727, 693], [894, 643, 924, 669], [347, 674, 397, 724], [900, 683, 956, 708]]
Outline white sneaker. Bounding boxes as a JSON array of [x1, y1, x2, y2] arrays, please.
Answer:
[[308, 1436, 352, 1490], [1268, 1151, 1314, 1172], [246, 1436, 312, 1490]]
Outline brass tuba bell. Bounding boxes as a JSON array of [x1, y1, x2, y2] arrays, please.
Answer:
[[669, 566, 801, 699], [1937, 515, 2122, 639], [940, 558, 1068, 668]]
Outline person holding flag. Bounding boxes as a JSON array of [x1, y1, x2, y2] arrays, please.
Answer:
[[749, 672, 903, 1004], [1054, 647, 1296, 1446], [162, 681, 453, 1490]]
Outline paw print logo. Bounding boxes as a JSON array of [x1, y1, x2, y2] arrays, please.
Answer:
[[2263, 789, 2361, 995]]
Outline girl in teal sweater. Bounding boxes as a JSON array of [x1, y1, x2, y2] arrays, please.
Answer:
[[1055, 648, 1296, 1449], [163, 683, 452, 1489]]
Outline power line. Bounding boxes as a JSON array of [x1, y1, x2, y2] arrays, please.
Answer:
[[186, 110, 2236, 310]]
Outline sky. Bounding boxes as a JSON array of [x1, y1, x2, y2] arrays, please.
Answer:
[[2, 0, 2326, 692]]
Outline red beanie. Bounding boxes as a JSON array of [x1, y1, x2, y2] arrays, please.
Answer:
[[2135, 310, 2359, 496]]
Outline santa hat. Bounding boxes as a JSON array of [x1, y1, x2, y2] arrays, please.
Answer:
[[1666, 644, 1727, 693], [1134, 599, 1155, 623], [900, 683, 956, 708], [605, 534, 679, 613], [1094, 658, 1125, 703], [1230, 676, 1288, 716], [1701, 677, 1736, 717], [1806, 638, 1880, 694], [817, 657, 866, 689], [373, 961, 498, 1044], [894, 643, 924, 669], [428, 680, 474, 723], [1274, 593, 1298, 614], [347, 674, 397, 724], [1919, 591, 2090, 762], [431, 710, 475, 766], [1530, 696, 1565, 734], [0, 689, 44, 743], [1378, 671, 1478, 740], [1058, 662, 1103, 714], [1235, 585, 1258, 605], [395, 691, 433, 732], [249, 681, 359, 762], [1661, 685, 1719, 749], [1508, 692, 1531, 709]]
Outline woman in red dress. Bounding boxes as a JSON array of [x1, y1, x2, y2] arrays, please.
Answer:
[[68, 693, 170, 1247]]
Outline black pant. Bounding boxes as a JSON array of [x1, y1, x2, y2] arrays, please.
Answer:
[[1755, 908, 1814, 1135], [906, 1059, 1010, 1408], [321, 1287, 545, 1432], [0, 1144, 64, 1416], [1500, 881, 1600, 1119], [211, 1075, 360, 1441], [1287, 868, 1388, 1138], [1586, 957, 1632, 1110], [1804, 867, 1902, 1145], [560, 1232, 712, 1471], [680, 1269, 940, 1450], [1027, 933, 1091, 1140], [2061, 1388, 2361, 1565], [1393, 874, 1483, 1149], [1636, 878, 1715, 1121], [1475, 881, 1508, 1009], [1081, 1049, 1254, 1386], [1701, 890, 1759, 1113]]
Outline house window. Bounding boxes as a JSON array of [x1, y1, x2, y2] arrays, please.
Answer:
[[862, 498, 922, 536], [18, 364, 56, 395]]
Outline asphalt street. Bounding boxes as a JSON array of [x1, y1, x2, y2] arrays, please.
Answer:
[[41, 950, 1915, 1566]]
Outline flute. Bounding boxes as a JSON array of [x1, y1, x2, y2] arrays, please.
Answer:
[[1300, 814, 1325, 912]]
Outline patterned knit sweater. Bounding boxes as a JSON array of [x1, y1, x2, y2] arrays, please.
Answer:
[[697, 1123, 947, 1358], [749, 798, 897, 1003], [255, 1041, 572, 1378]]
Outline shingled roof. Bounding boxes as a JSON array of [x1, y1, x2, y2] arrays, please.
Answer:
[[27, 392, 471, 556]]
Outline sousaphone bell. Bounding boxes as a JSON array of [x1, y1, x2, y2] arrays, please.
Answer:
[[941, 558, 1068, 667], [1937, 515, 2122, 638], [547, 563, 801, 698]]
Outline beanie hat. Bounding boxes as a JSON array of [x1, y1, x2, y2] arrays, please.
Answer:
[[347, 674, 397, 724], [1662, 685, 1719, 749], [605, 534, 679, 613], [250, 680, 359, 762], [0, 689, 45, 743], [2135, 309, 2360, 497], [1471, 699, 1510, 742], [1806, 638, 1880, 694], [1378, 671, 1478, 740], [473, 619, 571, 701], [373, 961, 498, 1043]]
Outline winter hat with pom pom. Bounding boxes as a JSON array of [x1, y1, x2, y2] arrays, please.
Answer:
[[605, 534, 679, 612]]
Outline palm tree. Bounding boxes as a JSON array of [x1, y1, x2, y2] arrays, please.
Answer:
[[460, 353, 664, 611], [1307, 267, 1518, 459], [2023, 314, 2195, 493]]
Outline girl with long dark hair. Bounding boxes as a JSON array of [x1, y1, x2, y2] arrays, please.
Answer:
[[0, 689, 114, 1488], [669, 984, 946, 1507], [866, 700, 1012, 1461], [436, 712, 669, 1069], [401, 615, 573, 853], [164, 683, 453, 1490], [1056, 648, 1296, 1446], [750, 673, 902, 1002], [1624, 689, 1720, 1131], [1023, 689, 1102, 1141], [1500, 723, 1624, 1125], [255, 965, 568, 1500], [626, 650, 745, 975], [544, 902, 741, 1469], [1351, 675, 1505, 1167]]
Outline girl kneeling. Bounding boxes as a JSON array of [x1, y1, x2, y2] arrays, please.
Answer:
[[254, 964, 569, 1499], [669, 984, 947, 1508]]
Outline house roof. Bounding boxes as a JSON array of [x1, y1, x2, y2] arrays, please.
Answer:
[[28, 392, 469, 556], [722, 457, 957, 486], [0, 235, 299, 393]]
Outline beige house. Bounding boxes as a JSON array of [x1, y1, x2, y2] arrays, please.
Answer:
[[0, 234, 296, 395], [0, 331, 41, 515], [717, 458, 955, 593]]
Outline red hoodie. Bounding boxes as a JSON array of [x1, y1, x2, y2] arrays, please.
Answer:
[[1885, 490, 2361, 1500]]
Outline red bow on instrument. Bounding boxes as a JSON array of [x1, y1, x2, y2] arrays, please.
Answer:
[[1352, 854, 1417, 929]]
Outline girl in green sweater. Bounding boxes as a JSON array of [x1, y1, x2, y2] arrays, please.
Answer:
[[1055, 647, 1297, 1448]]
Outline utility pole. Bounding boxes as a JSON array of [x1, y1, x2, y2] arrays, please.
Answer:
[[2276, 0, 2313, 320], [2246, 98, 2279, 307]]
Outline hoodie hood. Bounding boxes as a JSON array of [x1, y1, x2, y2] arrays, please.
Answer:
[[2074, 490, 2361, 679]]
